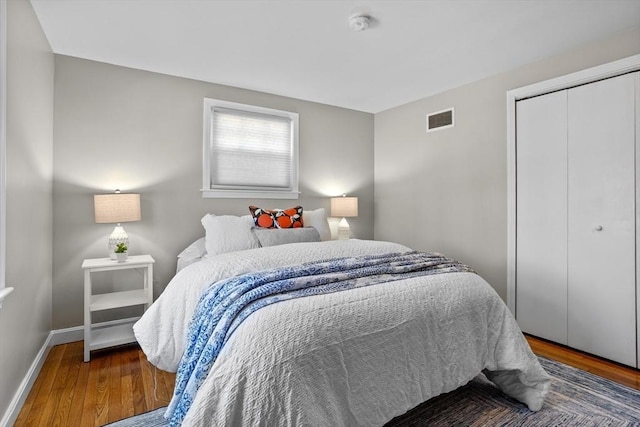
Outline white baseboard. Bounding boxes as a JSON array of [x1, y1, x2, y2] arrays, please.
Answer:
[[50, 324, 84, 346], [0, 318, 139, 427]]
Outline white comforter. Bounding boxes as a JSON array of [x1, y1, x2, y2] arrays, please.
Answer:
[[134, 239, 550, 426]]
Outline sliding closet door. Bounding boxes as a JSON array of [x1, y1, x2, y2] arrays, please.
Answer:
[[516, 91, 568, 345], [567, 72, 637, 366]]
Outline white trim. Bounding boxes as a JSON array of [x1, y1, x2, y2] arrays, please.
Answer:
[[201, 189, 301, 199], [202, 98, 300, 199], [635, 71, 640, 369], [508, 55, 640, 103], [426, 107, 455, 133], [0, 286, 13, 309], [0, 332, 52, 427], [0, 0, 7, 298], [506, 92, 517, 315], [49, 324, 85, 346], [506, 54, 640, 316]]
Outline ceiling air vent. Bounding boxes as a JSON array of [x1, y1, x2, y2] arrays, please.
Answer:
[[426, 108, 454, 133]]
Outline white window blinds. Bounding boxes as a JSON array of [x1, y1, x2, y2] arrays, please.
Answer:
[[202, 99, 299, 199]]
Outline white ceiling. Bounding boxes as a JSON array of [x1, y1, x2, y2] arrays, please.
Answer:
[[30, 0, 640, 113]]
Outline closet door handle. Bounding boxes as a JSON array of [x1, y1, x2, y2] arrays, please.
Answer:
[[594, 225, 603, 231]]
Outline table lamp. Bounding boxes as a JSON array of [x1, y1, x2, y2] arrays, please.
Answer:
[[330, 195, 358, 240], [94, 191, 141, 259]]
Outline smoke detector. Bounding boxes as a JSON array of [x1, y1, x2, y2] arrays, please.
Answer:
[[349, 13, 371, 32]]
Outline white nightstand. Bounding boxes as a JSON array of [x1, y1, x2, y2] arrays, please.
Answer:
[[82, 254, 155, 362]]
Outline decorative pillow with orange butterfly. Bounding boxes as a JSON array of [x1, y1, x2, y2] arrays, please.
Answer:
[[249, 205, 304, 229]]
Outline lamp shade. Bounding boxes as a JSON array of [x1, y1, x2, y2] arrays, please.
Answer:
[[94, 193, 141, 224], [331, 196, 358, 218]]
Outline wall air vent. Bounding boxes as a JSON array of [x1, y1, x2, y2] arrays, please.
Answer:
[[426, 108, 454, 132]]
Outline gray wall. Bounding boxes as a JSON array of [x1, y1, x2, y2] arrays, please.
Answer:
[[374, 27, 640, 302], [52, 56, 374, 329], [0, 0, 54, 422]]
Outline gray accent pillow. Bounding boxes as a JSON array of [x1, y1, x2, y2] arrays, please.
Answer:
[[253, 227, 321, 248]]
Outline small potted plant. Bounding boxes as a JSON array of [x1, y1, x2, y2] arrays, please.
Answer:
[[114, 242, 128, 262]]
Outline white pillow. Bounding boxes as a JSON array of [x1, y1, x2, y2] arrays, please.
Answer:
[[303, 208, 331, 241], [176, 237, 206, 272], [177, 236, 206, 259], [201, 214, 260, 256], [253, 227, 321, 248]]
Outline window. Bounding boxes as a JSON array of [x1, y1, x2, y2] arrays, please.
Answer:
[[202, 98, 299, 199]]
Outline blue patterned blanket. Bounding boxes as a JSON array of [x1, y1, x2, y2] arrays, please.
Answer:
[[165, 251, 473, 425]]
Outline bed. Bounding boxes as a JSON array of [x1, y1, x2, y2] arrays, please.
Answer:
[[133, 210, 550, 426]]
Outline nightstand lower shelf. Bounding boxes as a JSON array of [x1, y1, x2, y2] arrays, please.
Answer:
[[88, 317, 139, 352]]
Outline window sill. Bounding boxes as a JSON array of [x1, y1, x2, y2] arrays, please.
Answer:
[[201, 189, 300, 199]]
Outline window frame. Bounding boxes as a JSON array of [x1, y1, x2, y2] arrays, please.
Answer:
[[0, 0, 7, 303], [201, 98, 300, 199]]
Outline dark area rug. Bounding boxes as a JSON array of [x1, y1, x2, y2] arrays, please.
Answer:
[[105, 357, 640, 426], [386, 357, 640, 426]]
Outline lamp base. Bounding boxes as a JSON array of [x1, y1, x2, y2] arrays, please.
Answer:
[[337, 217, 351, 240], [108, 225, 129, 260]]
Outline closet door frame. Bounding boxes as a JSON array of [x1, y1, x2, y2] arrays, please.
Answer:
[[635, 70, 640, 367], [506, 54, 640, 316]]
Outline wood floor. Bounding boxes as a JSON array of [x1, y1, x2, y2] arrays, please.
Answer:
[[13, 341, 175, 427], [14, 335, 640, 426], [525, 334, 640, 390]]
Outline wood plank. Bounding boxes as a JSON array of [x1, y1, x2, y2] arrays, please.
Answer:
[[94, 353, 111, 426], [151, 351, 174, 406], [79, 352, 100, 427], [50, 342, 84, 427], [129, 345, 147, 414], [119, 346, 135, 419], [139, 347, 157, 411], [107, 349, 123, 423], [36, 343, 73, 427], [66, 342, 91, 427]]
